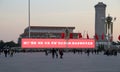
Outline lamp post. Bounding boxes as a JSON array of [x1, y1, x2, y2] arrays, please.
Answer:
[[28, 0, 31, 38], [65, 27, 69, 48], [105, 14, 116, 48]]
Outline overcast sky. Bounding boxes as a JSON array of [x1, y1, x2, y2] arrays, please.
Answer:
[[0, 0, 120, 42]]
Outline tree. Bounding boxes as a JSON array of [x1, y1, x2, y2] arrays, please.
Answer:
[[4, 41, 17, 47], [117, 41, 120, 45], [0, 40, 5, 49], [112, 41, 117, 45]]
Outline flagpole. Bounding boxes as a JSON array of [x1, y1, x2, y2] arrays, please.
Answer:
[[83, 30, 86, 38], [78, 31, 79, 39], [28, 0, 31, 38]]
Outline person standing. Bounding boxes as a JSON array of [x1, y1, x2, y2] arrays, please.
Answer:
[[59, 49, 64, 59]]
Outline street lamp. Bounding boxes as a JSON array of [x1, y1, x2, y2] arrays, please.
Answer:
[[105, 14, 116, 48], [65, 27, 69, 48], [65, 27, 69, 39], [28, 0, 31, 38]]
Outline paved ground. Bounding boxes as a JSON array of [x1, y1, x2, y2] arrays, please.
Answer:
[[0, 52, 120, 72]]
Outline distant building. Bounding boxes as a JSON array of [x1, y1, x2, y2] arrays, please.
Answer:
[[18, 26, 79, 45]]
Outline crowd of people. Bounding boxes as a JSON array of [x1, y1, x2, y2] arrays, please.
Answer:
[[0, 49, 14, 57], [45, 49, 64, 59], [0, 48, 119, 58], [44, 48, 119, 58]]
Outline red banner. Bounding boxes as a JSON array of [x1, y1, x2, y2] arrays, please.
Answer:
[[21, 38, 95, 48], [118, 35, 120, 41]]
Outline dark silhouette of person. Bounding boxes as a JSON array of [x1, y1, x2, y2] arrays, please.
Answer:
[[113, 50, 117, 56], [59, 49, 64, 59], [96, 49, 99, 54], [10, 49, 14, 57], [73, 49, 76, 54], [91, 50, 94, 54], [0, 49, 1, 55], [4, 49, 8, 57], [80, 49, 83, 54], [51, 48, 58, 59], [45, 50, 48, 56], [104, 50, 110, 56], [94, 49, 97, 54], [56, 51, 58, 58], [86, 49, 90, 56]]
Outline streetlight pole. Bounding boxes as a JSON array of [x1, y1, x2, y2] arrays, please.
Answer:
[[105, 14, 116, 48], [65, 27, 69, 48], [28, 0, 31, 38]]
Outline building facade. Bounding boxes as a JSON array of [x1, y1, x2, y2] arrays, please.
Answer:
[[18, 26, 80, 45]]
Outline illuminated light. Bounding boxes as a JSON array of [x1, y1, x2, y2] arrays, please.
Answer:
[[38, 42, 43, 44], [24, 42, 27, 44]]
